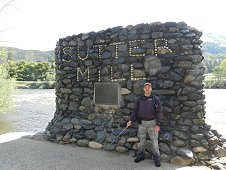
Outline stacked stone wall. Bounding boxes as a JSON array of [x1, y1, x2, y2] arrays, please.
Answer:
[[46, 22, 226, 165]]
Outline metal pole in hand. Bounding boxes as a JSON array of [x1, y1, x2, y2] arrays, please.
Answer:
[[110, 126, 128, 145]]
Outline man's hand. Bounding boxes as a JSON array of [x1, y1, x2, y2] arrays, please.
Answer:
[[127, 120, 132, 128], [154, 125, 160, 132]]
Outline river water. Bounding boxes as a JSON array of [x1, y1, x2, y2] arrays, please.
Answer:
[[0, 89, 55, 135], [204, 89, 226, 137], [0, 89, 225, 137]]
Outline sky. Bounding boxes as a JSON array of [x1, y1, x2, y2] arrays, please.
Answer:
[[0, 0, 225, 51]]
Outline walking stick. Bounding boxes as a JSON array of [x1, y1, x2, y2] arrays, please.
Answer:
[[110, 126, 128, 145]]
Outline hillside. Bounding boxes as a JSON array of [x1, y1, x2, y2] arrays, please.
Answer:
[[1, 31, 226, 62], [0, 46, 54, 62], [202, 32, 226, 55]]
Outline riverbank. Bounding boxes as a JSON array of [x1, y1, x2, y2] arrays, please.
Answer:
[[15, 80, 226, 89], [204, 80, 226, 89], [0, 134, 213, 170], [15, 81, 55, 89], [204, 74, 226, 89], [11, 79, 226, 91]]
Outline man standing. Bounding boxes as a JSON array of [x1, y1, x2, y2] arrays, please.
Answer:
[[127, 82, 162, 167]]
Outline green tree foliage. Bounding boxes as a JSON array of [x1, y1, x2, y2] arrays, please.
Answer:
[[219, 58, 226, 76], [0, 49, 15, 114], [203, 55, 225, 74], [213, 67, 224, 82], [7, 61, 55, 81], [0, 72, 14, 113]]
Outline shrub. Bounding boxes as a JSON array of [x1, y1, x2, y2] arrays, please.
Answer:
[[0, 65, 15, 113]]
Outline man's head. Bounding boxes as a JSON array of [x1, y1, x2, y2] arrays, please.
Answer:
[[143, 82, 152, 96]]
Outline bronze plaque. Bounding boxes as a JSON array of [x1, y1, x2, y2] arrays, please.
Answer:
[[94, 83, 120, 105]]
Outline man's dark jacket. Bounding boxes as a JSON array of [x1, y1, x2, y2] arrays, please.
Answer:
[[130, 94, 162, 126]]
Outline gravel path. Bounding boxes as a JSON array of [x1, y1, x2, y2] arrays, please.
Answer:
[[0, 135, 211, 170]]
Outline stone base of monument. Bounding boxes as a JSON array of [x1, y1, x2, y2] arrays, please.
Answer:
[[45, 118, 226, 168]]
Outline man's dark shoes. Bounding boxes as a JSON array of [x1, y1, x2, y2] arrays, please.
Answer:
[[134, 155, 145, 163], [134, 149, 145, 163], [154, 161, 161, 167], [153, 153, 161, 167]]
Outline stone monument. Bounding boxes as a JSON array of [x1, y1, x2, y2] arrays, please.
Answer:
[[46, 22, 226, 165]]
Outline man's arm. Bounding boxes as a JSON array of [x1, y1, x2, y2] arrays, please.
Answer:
[[155, 97, 162, 126], [127, 98, 139, 127], [130, 99, 139, 122]]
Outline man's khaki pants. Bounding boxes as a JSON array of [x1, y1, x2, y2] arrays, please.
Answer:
[[137, 120, 160, 156]]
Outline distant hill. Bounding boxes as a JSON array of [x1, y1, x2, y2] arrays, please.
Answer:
[[202, 32, 226, 55], [202, 42, 226, 55], [1, 31, 226, 62], [0, 46, 54, 62]]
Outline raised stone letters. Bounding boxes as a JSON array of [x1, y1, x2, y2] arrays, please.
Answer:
[[63, 38, 172, 82], [62, 39, 172, 60]]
